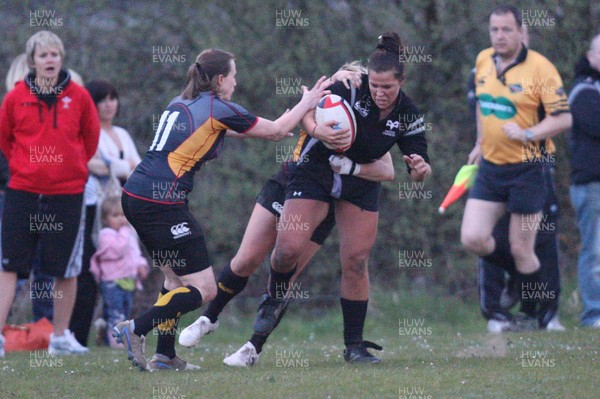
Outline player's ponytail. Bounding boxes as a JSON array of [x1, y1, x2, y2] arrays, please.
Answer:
[[368, 31, 405, 80], [182, 49, 234, 100]]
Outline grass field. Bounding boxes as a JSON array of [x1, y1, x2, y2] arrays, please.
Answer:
[[0, 290, 597, 399]]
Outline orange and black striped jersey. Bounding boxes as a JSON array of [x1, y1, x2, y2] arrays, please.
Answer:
[[475, 46, 569, 164], [124, 91, 257, 203]]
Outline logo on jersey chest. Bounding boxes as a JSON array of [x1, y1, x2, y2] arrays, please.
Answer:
[[478, 94, 517, 119], [354, 96, 371, 117], [382, 119, 399, 137], [61, 96, 72, 109]]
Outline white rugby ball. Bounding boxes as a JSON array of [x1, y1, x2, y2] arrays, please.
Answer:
[[314, 94, 357, 152]]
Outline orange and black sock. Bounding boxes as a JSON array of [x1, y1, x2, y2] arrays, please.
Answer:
[[134, 285, 202, 337], [155, 287, 178, 359]]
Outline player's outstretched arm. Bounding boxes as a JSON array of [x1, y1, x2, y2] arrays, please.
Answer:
[[244, 76, 332, 141]]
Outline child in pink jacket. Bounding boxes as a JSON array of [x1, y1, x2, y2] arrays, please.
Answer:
[[91, 194, 148, 347]]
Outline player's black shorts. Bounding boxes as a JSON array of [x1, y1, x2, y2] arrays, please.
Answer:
[[469, 159, 546, 214], [257, 170, 335, 245], [1, 188, 85, 279], [286, 168, 381, 212], [121, 192, 211, 276]]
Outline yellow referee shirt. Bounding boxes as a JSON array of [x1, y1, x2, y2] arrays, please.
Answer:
[[475, 46, 569, 165]]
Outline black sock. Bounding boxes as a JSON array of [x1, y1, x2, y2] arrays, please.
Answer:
[[155, 287, 178, 359], [340, 298, 368, 346], [203, 261, 249, 323], [249, 332, 268, 354], [482, 242, 512, 269], [269, 266, 296, 300], [517, 270, 541, 317], [134, 285, 202, 336]]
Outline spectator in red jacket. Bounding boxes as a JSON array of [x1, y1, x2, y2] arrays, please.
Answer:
[[0, 31, 100, 358]]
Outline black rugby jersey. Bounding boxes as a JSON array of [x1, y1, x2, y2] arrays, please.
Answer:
[[296, 75, 429, 193], [124, 92, 257, 203]]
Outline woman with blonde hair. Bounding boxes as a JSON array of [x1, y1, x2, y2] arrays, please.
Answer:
[[0, 30, 100, 358]]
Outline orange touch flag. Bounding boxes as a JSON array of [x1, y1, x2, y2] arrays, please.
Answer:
[[438, 164, 479, 214]]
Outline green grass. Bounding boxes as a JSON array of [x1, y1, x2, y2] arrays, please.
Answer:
[[0, 291, 598, 399]]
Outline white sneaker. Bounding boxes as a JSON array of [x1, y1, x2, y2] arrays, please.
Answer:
[[487, 319, 514, 334], [223, 341, 259, 367], [48, 329, 89, 355], [178, 316, 219, 347], [592, 319, 600, 328], [546, 315, 566, 331], [0, 334, 5, 358]]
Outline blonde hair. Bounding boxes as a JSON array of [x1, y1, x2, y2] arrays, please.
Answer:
[[69, 69, 84, 85], [5, 53, 82, 91], [5, 54, 29, 91], [338, 60, 367, 74], [26, 30, 65, 66], [100, 194, 123, 227]]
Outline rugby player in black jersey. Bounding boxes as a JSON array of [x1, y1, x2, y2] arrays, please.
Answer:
[[256, 32, 432, 363]]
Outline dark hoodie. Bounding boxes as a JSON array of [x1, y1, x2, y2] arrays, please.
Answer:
[[568, 56, 600, 185]]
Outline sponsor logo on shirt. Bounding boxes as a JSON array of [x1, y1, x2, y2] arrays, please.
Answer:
[[383, 119, 399, 137], [478, 94, 517, 119], [171, 222, 191, 239], [354, 96, 371, 117]]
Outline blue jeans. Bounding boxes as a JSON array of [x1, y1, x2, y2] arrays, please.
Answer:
[[100, 281, 133, 335], [570, 182, 600, 326]]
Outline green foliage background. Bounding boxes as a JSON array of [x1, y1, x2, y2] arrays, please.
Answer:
[[2, 0, 598, 300]]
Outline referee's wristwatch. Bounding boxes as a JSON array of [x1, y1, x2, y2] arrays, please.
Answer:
[[524, 129, 535, 142]]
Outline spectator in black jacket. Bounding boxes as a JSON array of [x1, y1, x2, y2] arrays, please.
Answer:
[[568, 33, 600, 328]]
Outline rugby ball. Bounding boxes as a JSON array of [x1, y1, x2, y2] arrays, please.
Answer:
[[314, 94, 357, 152]]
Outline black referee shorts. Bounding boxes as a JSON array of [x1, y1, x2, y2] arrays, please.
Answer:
[[469, 159, 546, 214]]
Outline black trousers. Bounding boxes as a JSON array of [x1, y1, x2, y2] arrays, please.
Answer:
[[69, 205, 98, 346]]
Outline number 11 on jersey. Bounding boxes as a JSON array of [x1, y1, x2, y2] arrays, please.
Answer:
[[149, 110, 180, 151]]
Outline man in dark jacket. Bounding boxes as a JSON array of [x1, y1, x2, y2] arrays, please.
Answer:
[[568, 34, 600, 328]]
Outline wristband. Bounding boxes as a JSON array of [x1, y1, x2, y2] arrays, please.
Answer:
[[311, 124, 318, 138], [349, 162, 361, 176]]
